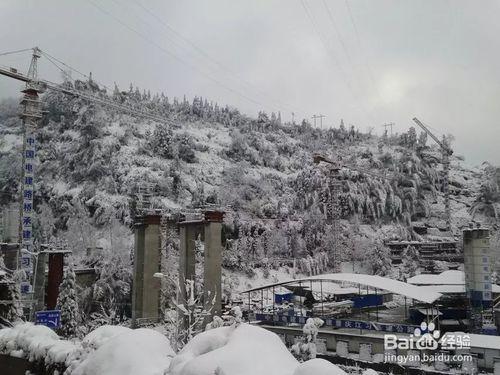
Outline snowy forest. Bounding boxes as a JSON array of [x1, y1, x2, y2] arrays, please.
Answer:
[[1, 78, 499, 333]]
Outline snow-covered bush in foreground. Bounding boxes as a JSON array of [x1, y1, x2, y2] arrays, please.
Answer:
[[293, 358, 347, 375], [0, 322, 347, 375], [73, 328, 175, 375], [0, 322, 82, 370], [169, 323, 346, 375], [291, 317, 324, 361], [81, 324, 131, 350]]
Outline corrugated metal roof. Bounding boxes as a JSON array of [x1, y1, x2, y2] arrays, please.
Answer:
[[243, 273, 442, 304]]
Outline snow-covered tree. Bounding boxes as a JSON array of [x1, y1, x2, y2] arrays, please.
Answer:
[[370, 243, 392, 276], [150, 124, 175, 159], [291, 317, 324, 361], [0, 255, 23, 323], [231, 306, 243, 326], [407, 126, 417, 149], [400, 245, 419, 281], [205, 315, 224, 330], [57, 265, 81, 338], [418, 131, 428, 149]]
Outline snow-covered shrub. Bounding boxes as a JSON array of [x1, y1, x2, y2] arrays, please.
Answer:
[[169, 324, 298, 375], [56, 265, 81, 338], [149, 124, 175, 158], [73, 328, 174, 375], [291, 318, 324, 361], [400, 245, 420, 280], [0, 255, 23, 323]]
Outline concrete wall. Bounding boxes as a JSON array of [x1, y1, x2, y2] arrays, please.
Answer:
[[264, 325, 386, 354]]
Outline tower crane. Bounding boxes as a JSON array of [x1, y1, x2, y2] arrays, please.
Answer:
[[0, 47, 175, 293], [412, 117, 453, 232]]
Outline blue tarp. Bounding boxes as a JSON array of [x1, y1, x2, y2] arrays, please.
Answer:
[[352, 294, 383, 308], [275, 292, 293, 304]]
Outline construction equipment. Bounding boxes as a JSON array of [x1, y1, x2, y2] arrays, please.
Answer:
[[412, 117, 453, 232], [313, 154, 395, 181], [0, 47, 175, 299]]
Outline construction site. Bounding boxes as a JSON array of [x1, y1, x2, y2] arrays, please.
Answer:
[[0, 43, 498, 375]]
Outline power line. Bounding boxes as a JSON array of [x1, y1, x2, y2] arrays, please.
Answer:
[[0, 48, 33, 57], [343, 0, 382, 99], [84, 0, 281, 113], [322, 0, 385, 113], [300, 0, 374, 125], [40, 50, 111, 91], [322, 0, 356, 75], [123, 0, 302, 118]]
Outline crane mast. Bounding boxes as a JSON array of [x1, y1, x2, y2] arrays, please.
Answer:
[[17, 47, 44, 271], [412, 117, 453, 232]]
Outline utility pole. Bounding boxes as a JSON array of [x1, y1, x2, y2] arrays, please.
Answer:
[[291, 112, 295, 124], [381, 122, 395, 137], [312, 114, 326, 129]]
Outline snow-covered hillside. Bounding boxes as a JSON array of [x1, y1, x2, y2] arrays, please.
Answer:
[[0, 80, 499, 324]]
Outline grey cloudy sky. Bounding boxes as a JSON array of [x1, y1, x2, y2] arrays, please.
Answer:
[[0, 0, 499, 166]]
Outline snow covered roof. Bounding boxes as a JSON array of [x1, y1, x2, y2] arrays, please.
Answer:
[[409, 270, 500, 297], [420, 285, 466, 294], [407, 270, 465, 285], [243, 273, 442, 304]]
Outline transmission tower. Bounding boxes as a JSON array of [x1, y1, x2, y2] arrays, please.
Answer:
[[312, 114, 326, 129]]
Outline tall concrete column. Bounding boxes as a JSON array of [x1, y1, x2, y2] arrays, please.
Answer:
[[33, 251, 47, 311], [132, 215, 161, 325], [179, 223, 200, 304], [203, 211, 224, 317]]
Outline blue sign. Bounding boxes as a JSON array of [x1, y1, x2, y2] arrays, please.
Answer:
[[255, 313, 418, 334], [35, 310, 61, 329], [20, 281, 31, 294]]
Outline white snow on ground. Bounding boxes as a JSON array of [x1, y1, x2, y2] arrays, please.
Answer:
[[81, 325, 131, 350], [170, 323, 298, 375], [73, 328, 175, 375], [169, 323, 347, 375], [0, 322, 349, 375], [293, 358, 346, 375]]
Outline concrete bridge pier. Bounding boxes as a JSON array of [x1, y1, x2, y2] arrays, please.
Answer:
[[132, 214, 161, 326]]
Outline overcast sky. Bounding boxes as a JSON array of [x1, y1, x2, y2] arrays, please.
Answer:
[[0, 0, 499, 166]]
